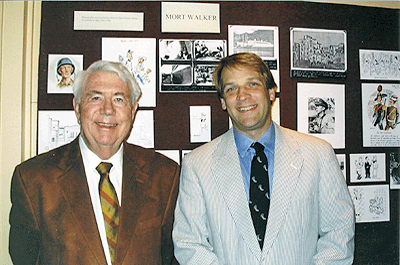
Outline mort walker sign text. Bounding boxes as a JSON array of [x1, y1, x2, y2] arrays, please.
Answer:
[[161, 2, 220, 33]]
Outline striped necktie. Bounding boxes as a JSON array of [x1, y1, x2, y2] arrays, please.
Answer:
[[97, 162, 119, 264], [249, 142, 270, 250]]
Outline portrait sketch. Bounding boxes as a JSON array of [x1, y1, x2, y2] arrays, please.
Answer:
[[307, 97, 335, 134], [47, 54, 83, 94], [297, 83, 345, 148]]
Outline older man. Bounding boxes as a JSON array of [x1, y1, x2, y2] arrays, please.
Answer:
[[9, 61, 180, 265]]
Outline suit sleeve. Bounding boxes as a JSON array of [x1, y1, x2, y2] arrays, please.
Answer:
[[172, 155, 221, 265], [9, 166, 41, 265], [313, 146, 355, 264], [161, 162, 181, 265]]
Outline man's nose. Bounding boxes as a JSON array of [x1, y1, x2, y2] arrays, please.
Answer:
[[237, 86, 250, 100], [101, 98, 115, 115]]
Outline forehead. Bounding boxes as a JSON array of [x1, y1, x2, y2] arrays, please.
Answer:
[[84, 71, 129, 92], [221, 65, 263, 82]]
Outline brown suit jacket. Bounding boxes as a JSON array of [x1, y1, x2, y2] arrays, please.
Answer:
[[9, 138, 180, 265]]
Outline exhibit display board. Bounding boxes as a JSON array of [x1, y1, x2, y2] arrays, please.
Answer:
[[38, 1, 400, 263]]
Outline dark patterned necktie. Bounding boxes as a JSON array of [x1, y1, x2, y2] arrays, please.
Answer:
[[97, 162, 119, 264], [249, 142, 270, 249]]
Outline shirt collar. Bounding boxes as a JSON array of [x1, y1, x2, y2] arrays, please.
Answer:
[[234, 123, 275, 158], [79, 135, 124, 173]]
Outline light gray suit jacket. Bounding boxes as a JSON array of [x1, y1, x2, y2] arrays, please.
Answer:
[[173, 123, 355, 264]]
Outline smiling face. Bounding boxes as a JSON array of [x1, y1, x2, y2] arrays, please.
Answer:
[[220, 66, 276, 140], [73, 71, 137, 159]]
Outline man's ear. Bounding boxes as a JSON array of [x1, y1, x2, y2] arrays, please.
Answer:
[[72, 98, 80, 124], [220, 98, 227, 111], [269, 86, 277, 103], [131, 101, 139, 121]]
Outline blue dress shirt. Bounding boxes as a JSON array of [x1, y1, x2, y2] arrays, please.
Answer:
[[234, 125, 275, 201]]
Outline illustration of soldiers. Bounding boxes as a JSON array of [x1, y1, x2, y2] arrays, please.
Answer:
[[372, 85, 386, 130], [385, 95, 399, 130]]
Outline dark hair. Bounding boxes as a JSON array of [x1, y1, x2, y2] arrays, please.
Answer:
[[213, 52, 277, 99]]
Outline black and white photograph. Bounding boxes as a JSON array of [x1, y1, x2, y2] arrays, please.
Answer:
[[307, 97, 335, 134], [194, 65, 215, 85], [290, 28, 347, 78], [349, 153, 386, 183], [47, 54, 83, 94], [161, 64, 193, 85], [228, 25, 278, 58], [194, 40, 224, 61], [297, 83, 345, 149], [389, 152, 400, 189], [228, 25, 280, 91], [159, 39, 226, 92], [160, 40, 193, 61]]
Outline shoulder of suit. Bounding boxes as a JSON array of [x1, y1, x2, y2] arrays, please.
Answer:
[[17, 138, 79, 171], [123, 142, 179, 168], [277, 125, 333, 150], [185, 130, 230, 159]]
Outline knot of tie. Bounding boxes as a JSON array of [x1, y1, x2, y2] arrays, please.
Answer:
[[251, 142, 265, 154], [96, 162, 113, 176]]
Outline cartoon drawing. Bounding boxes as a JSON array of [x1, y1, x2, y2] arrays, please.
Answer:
[[372, 85, 387, 130], [385, 95, 399, 130]]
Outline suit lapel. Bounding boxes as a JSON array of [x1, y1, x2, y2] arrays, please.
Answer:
[[115, 144, 149, 263], [57, 138, 108, 265], [263, 123, 303, 255], [211, 129, 263, 260]]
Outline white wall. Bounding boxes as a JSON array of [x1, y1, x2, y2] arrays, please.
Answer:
[[0, 2, 40, 264]]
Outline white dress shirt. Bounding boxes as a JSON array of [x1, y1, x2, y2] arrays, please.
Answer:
[[79, 136, 123, 265]]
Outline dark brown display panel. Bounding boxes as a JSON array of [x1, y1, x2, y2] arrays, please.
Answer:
[[38, 1, 400, 263]]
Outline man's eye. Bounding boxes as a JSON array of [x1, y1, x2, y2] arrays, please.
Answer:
[[115, 97, 126, 103], [225, 87, 235, 93], [91, 96, 101, 101]]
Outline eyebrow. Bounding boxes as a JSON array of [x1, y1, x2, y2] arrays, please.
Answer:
[[86, 90, 128, 96], [223, 77, 262, 88]]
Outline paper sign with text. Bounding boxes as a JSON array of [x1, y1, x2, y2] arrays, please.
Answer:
[[74, 11, 144, 31], [161, 2, 220, 33]]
